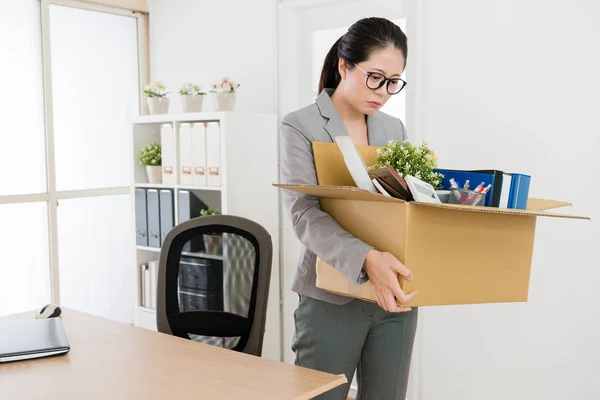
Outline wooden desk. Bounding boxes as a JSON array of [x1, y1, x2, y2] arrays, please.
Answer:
[[0, 309, 345, 399]]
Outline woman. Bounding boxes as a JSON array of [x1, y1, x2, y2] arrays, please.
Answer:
[[280, 17, 418, 399]]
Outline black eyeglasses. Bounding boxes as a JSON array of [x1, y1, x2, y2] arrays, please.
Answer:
[[353, 63, 407, 95]]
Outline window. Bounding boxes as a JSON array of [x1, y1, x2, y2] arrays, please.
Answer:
[[0, 0, 147, 320]]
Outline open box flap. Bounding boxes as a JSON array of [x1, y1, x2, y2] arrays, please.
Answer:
[[274, 184, 590, 219], [410, 201, 590, 220], [273, 184, 403, 203], [526, 198, 572, 210]]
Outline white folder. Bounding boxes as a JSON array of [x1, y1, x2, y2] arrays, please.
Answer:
[[206, 122, 221, 186], [179, 123, 193, 186], [161, 124, 175, 185], [149, 259, 159, 310], [141, 263, 151, 308], [192, 123, 207, 187]]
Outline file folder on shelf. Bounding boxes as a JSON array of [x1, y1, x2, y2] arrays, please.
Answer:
[[161, 123, 175, 185], [192, 123, 208, 187], [147, 189, 161, 248], [159, 189, 174, 245], [135, 188, 148, 246], [179, 123, 194, 186], [434, 168, 531, 209], [141, 263, 151, 308], [149, 259, 159, 309], [206, 122, 221, 187]]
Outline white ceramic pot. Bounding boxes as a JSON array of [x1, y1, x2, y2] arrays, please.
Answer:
[[146, 165, 162, 184], [180, 94, 204, 113], [147, 97, 169, 115], [212, 92, 236, 111]]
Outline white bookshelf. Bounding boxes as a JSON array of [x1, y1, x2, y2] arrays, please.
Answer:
[[129, 111, 281, 360]]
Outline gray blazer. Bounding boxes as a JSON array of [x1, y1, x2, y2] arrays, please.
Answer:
[[280, 88, 408, 305]]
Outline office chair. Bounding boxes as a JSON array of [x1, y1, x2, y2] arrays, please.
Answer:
[[156, 215, 272, 357]]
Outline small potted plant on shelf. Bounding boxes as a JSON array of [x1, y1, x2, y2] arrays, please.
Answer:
[[210, 77, 240, 111], [143, 81, 169, 115], [370, 140, 444, 188], [200, 208, 223, 255], [178, 82, 206, 113], [139, 142, 162, 184]]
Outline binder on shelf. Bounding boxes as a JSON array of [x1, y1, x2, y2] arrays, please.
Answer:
[[135, 188, 148, 246], [159, 189, 174, 245], [178, 190, 209, 252], [149, 259, 159, 310], [206, 122, 221, 187], [179, 123, 194, 186], [141, 263, 151, 308], [147, 189, 161, 248], [161, 123, 175, 185], [192, 123, 208, 187]]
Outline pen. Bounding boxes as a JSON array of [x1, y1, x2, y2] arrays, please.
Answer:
[[473, 182, 485, 192]]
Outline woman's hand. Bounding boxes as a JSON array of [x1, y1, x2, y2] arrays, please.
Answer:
[[363, 249, 417, 312]]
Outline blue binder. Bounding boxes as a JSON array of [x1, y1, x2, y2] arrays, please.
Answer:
[[434, 168, 531, 209]]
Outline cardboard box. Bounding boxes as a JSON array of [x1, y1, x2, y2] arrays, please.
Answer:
[[275, 142, 590, 307]]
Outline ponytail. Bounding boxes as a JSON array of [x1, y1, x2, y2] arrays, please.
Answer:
[[318, 36, 343, 93]]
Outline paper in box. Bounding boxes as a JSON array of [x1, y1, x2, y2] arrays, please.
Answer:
[[275, 142, 590, 307]]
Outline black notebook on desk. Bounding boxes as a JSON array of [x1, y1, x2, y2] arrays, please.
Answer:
[[0, 318, 70, 363]]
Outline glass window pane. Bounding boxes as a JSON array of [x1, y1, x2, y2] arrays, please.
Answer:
[[0, 0, 47, 196], [50, 5, 139, 191], [57, 194, 134, 323], [0, 203, 51, 317]]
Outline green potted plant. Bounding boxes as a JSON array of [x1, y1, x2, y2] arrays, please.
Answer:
[[370, 140, 444, 189], [143, 81, 169, 115], [139, 142, 162, 184], [210, 77, 240, 111], [200, 208, 223, 255], [178, 82, 206, 113]]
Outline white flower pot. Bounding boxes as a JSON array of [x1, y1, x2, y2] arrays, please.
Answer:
[[212, 92, 236, 111], [146, 165, 162, 184], [180, 94, 204, 113], [147, 97, 169, 115]]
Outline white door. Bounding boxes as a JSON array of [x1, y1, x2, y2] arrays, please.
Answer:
[[277, 0, 421, 398]]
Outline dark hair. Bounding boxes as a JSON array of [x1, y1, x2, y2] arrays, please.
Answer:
[[318, 17, 408, 93]]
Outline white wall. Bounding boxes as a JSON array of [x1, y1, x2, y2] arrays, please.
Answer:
[[415, 0, 600, 399], [147, 0, 282, 361], [147, 0, 277, 113]]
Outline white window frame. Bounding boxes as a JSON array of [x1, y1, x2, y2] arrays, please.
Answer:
[[0, 0, 149, 305]]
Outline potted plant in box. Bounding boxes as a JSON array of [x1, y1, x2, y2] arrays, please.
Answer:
[[178, 82, 206, 113], [139, 142, 162, 184], [143, 81, 169, 115], [210, 77, 239, 111], [200, 208, 222, 255], [370, 140, 444, 188]]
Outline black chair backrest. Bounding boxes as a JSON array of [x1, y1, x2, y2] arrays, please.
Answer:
[[156, 215, 272, 356]]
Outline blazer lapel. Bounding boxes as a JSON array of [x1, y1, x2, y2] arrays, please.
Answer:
[[315, 88, 386, 145], [366, 113, 384, 146], [315, 89, 348, 142]]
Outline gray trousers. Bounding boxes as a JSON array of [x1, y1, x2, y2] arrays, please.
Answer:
[[292, 295, 418, 400]]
